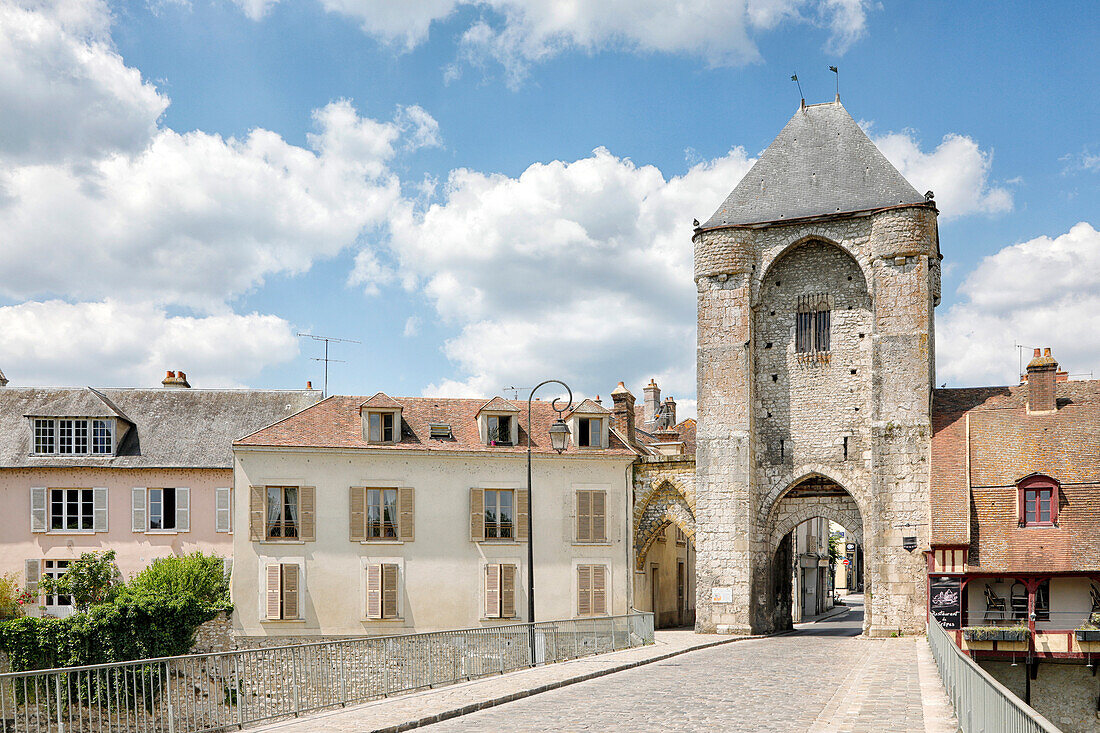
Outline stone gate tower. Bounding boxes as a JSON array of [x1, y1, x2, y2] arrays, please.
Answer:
[[693, 100, 940, 636]]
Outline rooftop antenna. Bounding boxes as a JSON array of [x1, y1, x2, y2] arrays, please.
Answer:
[[791, 73, 804, 107], [1014, 341, 1036, 382], [503, 386, 532, 401], [297, 333, 360, 397], [829, 66, 839, 101]]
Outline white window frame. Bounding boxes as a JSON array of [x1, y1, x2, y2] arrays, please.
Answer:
[[31, 418, 114, 456], [49, 487, 95, 533], [483, 488, 515, 540], [366, 411, 397, 443], [42, 559, 74, 617]]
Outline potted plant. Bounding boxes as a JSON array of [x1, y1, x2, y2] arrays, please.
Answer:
[[962, 625, 1030, 642], [1075, 612, 1100, 642]]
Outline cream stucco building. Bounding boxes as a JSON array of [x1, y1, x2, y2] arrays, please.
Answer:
[[231, 393, 638, 637]]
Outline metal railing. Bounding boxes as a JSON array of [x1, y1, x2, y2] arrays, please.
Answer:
[[927, 614, 1061, 733], [0, 612, 653, 733]]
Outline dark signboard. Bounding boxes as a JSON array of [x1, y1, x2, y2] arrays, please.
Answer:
[[930, 576, 962, 630], [902, 536, 918, 551], [845, 542, 857, 551]]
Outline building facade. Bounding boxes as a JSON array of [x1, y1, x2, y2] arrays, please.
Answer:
[[231, 393, 637, 637], [693, 100, 939, 635], [0, 371, 319, 616]]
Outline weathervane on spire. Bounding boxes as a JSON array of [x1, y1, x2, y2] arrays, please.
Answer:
[[791, 73, 804, 107], [829, 66, 840, 101]]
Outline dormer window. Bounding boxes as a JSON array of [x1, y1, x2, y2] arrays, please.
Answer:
[[488, 415, 513, 446], [578, 417, 602, 447], [32, 418, 114, 456], [1017, 474, 1059, 527], [367, 411, 396, 443]]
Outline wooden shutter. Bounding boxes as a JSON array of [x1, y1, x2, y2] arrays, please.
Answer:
[[299, 486, 315, 541], [592, 565, 607, 615], [215, 487, 232, 533], [485, 564, 501, 618], [576, 491, 591, 542], [282, 564, 299, 619], [398, 487, 415, 541], [349, 487, 366, 542], [131, 488, 146, 532], [175, 487, 190, 532], [265, 564, 282, 620], [470, 489, 484, 541], [222, 557, 233, 580], [24, 559, 40, 601], [249, 486, 264, 541], [381, 564, 398, 619], [515, 489, 529, 541], [577, 565, 592, 616], [592, 491, 606, 542], [30, 487, 47, 533], [501, 564, 516, 618], [92, 487, 108, 532], [366, 564, 382, 619]]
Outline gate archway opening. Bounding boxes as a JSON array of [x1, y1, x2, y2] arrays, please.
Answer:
[[764, 475, 866, 632]]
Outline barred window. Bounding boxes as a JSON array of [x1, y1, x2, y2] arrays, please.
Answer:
[[796, 294, 831, 353]]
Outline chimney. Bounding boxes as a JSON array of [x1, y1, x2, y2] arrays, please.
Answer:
[[306, 380, 313, 390], [162, 370, 191, 389], [594, 395, 602, 406], [643, 379, 660, 423], [663, 395, 677, 426], [1026, 348, 1058, 413], [610, 382, 636, 447]]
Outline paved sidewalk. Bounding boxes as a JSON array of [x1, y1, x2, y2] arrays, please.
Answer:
[[251, 629, 759, 733]]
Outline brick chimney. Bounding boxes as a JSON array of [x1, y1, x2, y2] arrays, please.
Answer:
[[1026, 348, 1058, 413], [162, 370, 191, 388], [643, 379, 660, 423], [610, 381, 636, 446], [662, 395, 677, 426]]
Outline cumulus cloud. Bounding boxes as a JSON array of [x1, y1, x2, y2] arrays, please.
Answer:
[[0, 0, 168, 163], [252, 1, 872, 84], [0, 300, 299, 387], [872, 129, 1013, 221], [371, 146, 755, 409], [937, 223, 1100, 387]]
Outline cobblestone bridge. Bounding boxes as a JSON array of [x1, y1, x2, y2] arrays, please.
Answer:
[[257, 597, 958, 733]]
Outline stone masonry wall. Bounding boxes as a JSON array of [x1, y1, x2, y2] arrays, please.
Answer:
[[694, 205, 939, 636], [633, 456, 696, 571], [982, 661, 1100, 733]]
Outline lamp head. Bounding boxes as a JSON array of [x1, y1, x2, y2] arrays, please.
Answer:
[[549, 419, 570, 453]]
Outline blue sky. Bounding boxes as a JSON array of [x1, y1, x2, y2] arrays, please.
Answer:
[[1, 0, 1098, 413]]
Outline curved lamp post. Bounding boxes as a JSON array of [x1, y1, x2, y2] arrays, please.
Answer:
[[526, 379, 572, 663]]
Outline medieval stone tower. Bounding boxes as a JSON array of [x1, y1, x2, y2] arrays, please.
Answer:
[[693, 100, 940, 636]]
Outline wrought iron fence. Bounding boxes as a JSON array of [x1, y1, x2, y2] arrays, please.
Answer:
[[0, 612, 653, 733], [927, 614, 1061, 733]]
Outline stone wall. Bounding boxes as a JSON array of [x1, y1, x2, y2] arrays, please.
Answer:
[[981, 660, 1100, 732], [694, 205, 939, 636], [632, 456, 696, 571]]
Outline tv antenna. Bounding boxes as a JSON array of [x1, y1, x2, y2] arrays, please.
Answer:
[[1014, 342, 1036, 383], [298, 333, 360, 397], [503, 386, 532, 401]]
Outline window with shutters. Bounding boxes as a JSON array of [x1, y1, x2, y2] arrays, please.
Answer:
[[484, 489, 514, 539], [149, 488, 176, 530], [795, 294, 831, 353], [43, 560, 73, 616], [577, 418, 603, 448], [484, 563, 517, 619], [31, 418, 114, 455], [265, 563, 301, 620], [266, 486, 299, 539], [365, 563, 400, 619], [575, 490, 607, 543], [577, 564, 608, 617], [368, 488, 398, 539], [50, 488, 94, 531]]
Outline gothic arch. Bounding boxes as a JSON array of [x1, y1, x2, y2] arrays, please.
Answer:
[[766, 498, 863, 552], [761, 471, 866, 552], [752, 234, 871, 309], [634, 478, 695, 571], [760, 464, 864, 525]]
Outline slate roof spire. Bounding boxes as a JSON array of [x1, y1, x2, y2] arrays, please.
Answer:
[[702, 100, 927, 228]]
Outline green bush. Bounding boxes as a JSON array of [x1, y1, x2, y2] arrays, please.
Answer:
[[0, 551, 231, 674], [0, 572, 28, 619], [39, 550, 122, 612]]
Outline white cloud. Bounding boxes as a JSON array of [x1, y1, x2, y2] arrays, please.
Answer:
[[403, 316, 421, 337], [872, 129, 1013, 221], [937, 222, 1100, 387], [0, 0, 168, 163], [1061, 147, 1100, 174], [258, 1, 872, 84], [374, 146, 754, 404], [0, 300, 299, 387]]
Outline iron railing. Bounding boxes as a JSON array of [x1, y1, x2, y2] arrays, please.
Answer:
[[0, 612, 654, 733], [927, 614, 1061, 733]]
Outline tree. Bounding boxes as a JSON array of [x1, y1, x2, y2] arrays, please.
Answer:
[[39, 550, 121, 612]]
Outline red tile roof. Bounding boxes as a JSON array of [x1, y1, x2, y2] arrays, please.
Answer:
[[360, 392, 404, 409], [478, 396, 520, 413], [931, 380, 1100, 572], [236, 395, 637, 457]]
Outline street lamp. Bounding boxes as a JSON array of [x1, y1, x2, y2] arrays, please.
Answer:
[[526, 379, 573, 664]]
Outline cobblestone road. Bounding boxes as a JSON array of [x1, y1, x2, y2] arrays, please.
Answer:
[[422, 598, 956, 733]]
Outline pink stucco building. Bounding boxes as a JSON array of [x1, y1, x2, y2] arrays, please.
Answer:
[[0, 371, 319, 616]]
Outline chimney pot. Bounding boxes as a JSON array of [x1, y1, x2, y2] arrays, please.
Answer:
[[1043, 347, 1051, 357], [1033, 348, 1041, 358], [1025, 347, 1058, 413], [307, 380, 312, 390]]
